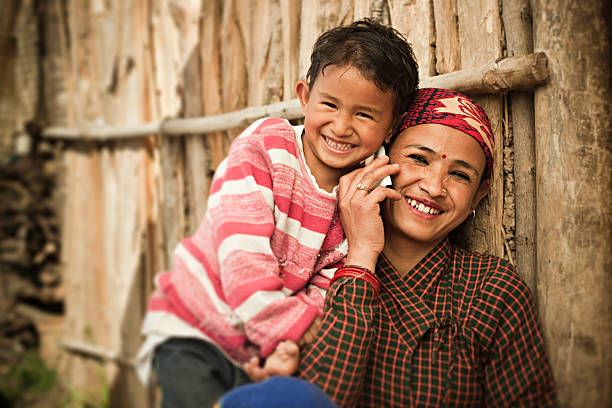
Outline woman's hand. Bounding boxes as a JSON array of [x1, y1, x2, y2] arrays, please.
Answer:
[[338, 156, 401, 271]]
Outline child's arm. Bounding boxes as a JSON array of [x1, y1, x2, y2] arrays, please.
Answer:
[[243, 340, 300, 381], [243, 316, 321, 382], [298, 316, 322, 347], [205, 119, 319, 355]]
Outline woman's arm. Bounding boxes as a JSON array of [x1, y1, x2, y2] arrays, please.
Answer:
[[299, 157, 401, 406], [483, 264, 557, 407], [299, 277, 378, 406]]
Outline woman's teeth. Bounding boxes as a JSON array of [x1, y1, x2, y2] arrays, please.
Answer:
[[324, 137, 353, 151], [407, 198, 440, 215]]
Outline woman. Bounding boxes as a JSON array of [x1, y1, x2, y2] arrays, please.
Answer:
[[219, 88, 556, 407]]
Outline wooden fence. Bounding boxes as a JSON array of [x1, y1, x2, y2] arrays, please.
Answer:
[[32, 0, 612, 407]]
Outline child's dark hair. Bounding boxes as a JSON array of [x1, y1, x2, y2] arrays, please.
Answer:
[[306, 19, 419, 131]]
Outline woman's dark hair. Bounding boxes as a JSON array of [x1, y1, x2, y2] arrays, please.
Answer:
[[306, 19, 419, 131]]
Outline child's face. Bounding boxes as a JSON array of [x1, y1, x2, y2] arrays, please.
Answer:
[[296, 64, 395, 180]]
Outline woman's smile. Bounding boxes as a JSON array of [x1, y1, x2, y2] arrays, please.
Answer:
[[384, 123, 488, 247], [404, 196, 443, 216]]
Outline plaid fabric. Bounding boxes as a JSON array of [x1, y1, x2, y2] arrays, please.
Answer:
[[299, 238, 556, 407]]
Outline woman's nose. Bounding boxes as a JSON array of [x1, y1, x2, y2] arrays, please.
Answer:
[[418, 169, 447, 197]]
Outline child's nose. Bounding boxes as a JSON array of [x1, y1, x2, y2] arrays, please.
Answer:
[[331, 113, 352, 137]]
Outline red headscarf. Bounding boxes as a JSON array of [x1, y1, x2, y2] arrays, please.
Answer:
[[396, 88, 495, 178]]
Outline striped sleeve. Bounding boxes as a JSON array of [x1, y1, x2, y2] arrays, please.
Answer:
[[201, 118, 317, 356]]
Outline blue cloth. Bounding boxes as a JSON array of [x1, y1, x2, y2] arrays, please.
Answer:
[[219, 376, 338, 408]]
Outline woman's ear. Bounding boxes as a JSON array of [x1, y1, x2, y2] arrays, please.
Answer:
[[471, 177, 490, 209], [295, 80, 310, 113]]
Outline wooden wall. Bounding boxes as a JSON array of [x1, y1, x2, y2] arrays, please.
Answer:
[[532, 0, 612, 406], [38, 0, 611, 406]]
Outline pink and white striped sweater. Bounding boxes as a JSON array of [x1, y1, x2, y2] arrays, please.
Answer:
[[138, 118, 347, 380]]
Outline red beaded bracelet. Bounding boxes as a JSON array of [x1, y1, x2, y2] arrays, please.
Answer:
[[330, 266, 380, 295]]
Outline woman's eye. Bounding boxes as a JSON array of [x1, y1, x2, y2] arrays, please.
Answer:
[[451, 171, 471, 181], [408, 154, 428, 164], [356, 112, 374, 120]]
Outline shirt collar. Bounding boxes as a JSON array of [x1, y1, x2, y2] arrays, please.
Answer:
[[378, 238, 452, 300], [376, 240, 452, 352]]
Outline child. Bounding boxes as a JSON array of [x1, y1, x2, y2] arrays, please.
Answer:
[[137, 19, 419, 408]]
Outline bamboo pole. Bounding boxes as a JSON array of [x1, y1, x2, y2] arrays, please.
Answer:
[[420, 51, 548, 94], [502, 0, 537, 293], [42, 52, 549, 141], [62, 339, 134, 367]]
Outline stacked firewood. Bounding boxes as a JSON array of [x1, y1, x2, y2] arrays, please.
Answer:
[[0, 139, 63, 371]]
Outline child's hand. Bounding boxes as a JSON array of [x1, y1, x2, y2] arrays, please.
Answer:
[[243, 340, 300, 382], [298, 316, 322, 347]]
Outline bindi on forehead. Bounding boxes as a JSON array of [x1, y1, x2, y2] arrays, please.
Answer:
[[442, 154, 447, 159]]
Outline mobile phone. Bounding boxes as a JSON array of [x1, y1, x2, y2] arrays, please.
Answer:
[[362, 146, 392, 187]]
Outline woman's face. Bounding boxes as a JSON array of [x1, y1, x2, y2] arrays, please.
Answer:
[[382, 123, 489, 246]]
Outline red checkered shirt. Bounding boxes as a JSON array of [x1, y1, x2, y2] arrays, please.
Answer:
[[299, 238, 556, 407]]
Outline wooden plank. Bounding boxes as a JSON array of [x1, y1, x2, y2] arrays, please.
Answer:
[[200, 0, 227, 172], [246, 0, 284, 106], [501, 0, 537, 292], [216, 0, 249, 165], [454, 0, 505, 258], [58, 2, 163, 407], [533, 0, 612, 406], [389, 0, 435, 78], [158, 136, 187, 266], [432, 0, 461, 74], [60, 146, 111, 403], [182, 46, 211, 230], [298, 0, 354, 79], [281, 0, 301, 100]]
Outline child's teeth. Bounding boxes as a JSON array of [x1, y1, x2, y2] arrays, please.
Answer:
[[325, 137, 353, 151]]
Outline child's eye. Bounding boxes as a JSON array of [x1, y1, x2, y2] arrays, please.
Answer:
[[323, 101, 337, 109], [408, 154, 428, 164]]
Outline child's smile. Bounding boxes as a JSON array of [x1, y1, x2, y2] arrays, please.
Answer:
[[296, 64, 395, 191]]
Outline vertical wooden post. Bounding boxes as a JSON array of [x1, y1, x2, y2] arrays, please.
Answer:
[[281, 0, 301, 100], [455, 0, 505, 257], [533, 0, 612, 406], [389, 0, 435, 78], [501, 0, 537, 292], [432, 0, 461, 75]]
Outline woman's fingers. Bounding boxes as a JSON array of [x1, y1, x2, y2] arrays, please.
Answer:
[[357, 163, 399, 194], [339, 156, 398, 199], [367, 184, 403, 202]]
